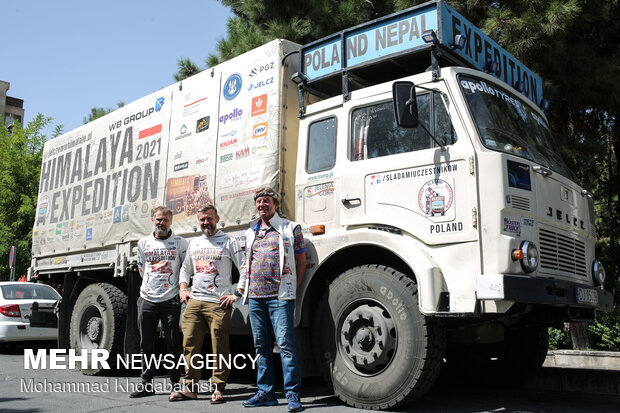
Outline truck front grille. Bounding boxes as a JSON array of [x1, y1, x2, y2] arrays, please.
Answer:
[[539, 228, 587, 277]]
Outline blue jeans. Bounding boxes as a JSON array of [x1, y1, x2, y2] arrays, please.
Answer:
[[248, 297, 301, 396]]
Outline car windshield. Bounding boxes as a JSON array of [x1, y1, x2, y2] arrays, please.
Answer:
[[1, 284, 60, 300], [459, 75, 571, 178]]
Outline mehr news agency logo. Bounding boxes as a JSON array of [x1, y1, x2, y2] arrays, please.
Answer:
[[20, 349, 258, 393]]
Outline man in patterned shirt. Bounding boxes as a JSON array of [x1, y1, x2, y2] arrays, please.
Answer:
[[241, 187, 307, 412], [170, 205, 245, 403], [131, 206, 188, 398]]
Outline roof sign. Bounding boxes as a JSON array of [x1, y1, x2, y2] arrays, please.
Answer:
[[301, 0, 543, 105]]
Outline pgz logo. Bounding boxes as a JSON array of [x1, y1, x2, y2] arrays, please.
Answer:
[[249, 62, 275, 77]]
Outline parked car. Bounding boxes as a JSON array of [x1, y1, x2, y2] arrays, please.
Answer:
[[0, 282, 60, 342]]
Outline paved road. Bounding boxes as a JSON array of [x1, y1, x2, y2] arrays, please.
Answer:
[[0, 343, 618, 413]]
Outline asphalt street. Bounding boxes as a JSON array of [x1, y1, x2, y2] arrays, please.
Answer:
[[0, 342, 618, 413]]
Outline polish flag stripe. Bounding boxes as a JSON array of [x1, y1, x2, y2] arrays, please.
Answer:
[[139, 124, 162, 139]]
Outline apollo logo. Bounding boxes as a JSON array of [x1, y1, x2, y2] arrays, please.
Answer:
[[219, 108, 243, 124], [252, 122, 268, 138], [251, 94, 267, 117]]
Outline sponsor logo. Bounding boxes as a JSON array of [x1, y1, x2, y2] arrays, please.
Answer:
[[546, 207, 585, 229], [195, 158, 208, 165], [251, 94, 268, 117], [252, 122, 268, 138], [418, 179, 454, 216], [220, 153, 233, 163], [249, 62, 275, 77], [138, 124, 162, 140], [235, 147, 250, 159], [220, 138, 237, 149], [251, 144, 270, 155], [219, 108, 243, 123], [174, 151, 182, 160], [306, 182, 335, 197], [86, 228, 93, 241], [503, 218, 521, 236], [196, 116, 210, 133], [175, 124, 192, 140], [184, 97, 207, 108], [221, 129, 237, 137], [174, 162, 189, 172], [223, 74, 242, 100], [248, 77, 274, 92], [155, 97, 165, 112], [113, 207, 122, 224]]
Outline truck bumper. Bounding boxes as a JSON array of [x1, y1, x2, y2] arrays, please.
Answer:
[[477, 274, 614, 312]]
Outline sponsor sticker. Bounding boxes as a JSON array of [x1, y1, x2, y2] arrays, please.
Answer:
[[196, 116, 210, 133], [174, 162, 189, 172], [138, 124, 162, 140], [503, 218, 521, 236], [251, 94, 267, 117], [220, 138, 237, 149], [306, 182, 335, 197], [418, 179, 454, 216], [235, 147, 250, 159], [175, 124, 192, 140], [223, 74, 242, 100], [252, 122, 268, 138]]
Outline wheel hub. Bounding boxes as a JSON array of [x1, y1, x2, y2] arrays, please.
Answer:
[[86, 317, 102, 342], [340, 303, 396, 372]]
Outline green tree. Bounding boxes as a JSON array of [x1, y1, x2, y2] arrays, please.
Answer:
[[174, 58, 203, 81], [83, 101, 125, 124], [0, 115, 62, 280]]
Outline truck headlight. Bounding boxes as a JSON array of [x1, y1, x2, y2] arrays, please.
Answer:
[[511, 240, 539, 273], [592, 260, 606, 286]]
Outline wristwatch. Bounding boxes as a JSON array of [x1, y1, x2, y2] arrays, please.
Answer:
[[233, 291, 243, 298]]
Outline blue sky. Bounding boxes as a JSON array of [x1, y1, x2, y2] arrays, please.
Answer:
[[1, 0, 231, 136]]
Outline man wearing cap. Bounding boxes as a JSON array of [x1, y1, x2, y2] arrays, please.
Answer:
[[241, 187, 307, 412]]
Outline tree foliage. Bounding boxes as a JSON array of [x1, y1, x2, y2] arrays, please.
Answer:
[[83, 102, 125, 124], [0, 115, 61, 279]]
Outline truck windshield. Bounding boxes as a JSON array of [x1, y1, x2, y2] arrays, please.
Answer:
[[459, 75, 571, 178]]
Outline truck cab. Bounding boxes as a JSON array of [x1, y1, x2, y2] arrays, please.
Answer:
[[289, 1, 612, 409]]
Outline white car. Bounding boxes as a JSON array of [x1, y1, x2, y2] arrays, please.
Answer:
[[0, 282, 60, 343]]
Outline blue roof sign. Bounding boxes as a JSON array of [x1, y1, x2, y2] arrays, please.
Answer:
[[301, 0, 543, 105]]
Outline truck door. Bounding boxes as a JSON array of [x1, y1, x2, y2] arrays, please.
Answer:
[[339, 85, 478, 246]]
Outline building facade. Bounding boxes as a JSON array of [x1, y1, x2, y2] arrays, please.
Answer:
[[1, 80, 25, 127]]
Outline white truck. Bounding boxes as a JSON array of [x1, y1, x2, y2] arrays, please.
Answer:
[[30, 0, 613, 409]]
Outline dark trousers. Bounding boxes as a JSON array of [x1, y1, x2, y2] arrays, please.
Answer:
[[137, 296, 182, 383]]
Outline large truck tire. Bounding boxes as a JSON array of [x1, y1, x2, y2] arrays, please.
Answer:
[[314, 265, 445, 410], [69, 283, 127, 375]]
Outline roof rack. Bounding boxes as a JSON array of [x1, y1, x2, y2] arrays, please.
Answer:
[[293, 0, 543, 116]]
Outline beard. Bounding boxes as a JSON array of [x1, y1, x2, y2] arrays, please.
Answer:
[[202, 225, 216, 236], [154, 226, 170, 237]]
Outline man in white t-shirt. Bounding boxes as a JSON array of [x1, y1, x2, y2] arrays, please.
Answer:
[[169, 205, 245, 403], [130, 206, 188, 398]]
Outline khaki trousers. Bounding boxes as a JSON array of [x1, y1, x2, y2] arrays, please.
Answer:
[[181, 299, 231, 391]]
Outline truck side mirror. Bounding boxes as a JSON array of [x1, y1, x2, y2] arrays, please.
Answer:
[[393, 81, 419, 128]]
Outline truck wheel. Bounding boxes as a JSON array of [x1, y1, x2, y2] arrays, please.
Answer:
[[69, 283, 127, 375], [314, 265, 445, 409]]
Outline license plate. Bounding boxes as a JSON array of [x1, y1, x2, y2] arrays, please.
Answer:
[[576, 287, 598, 305]]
